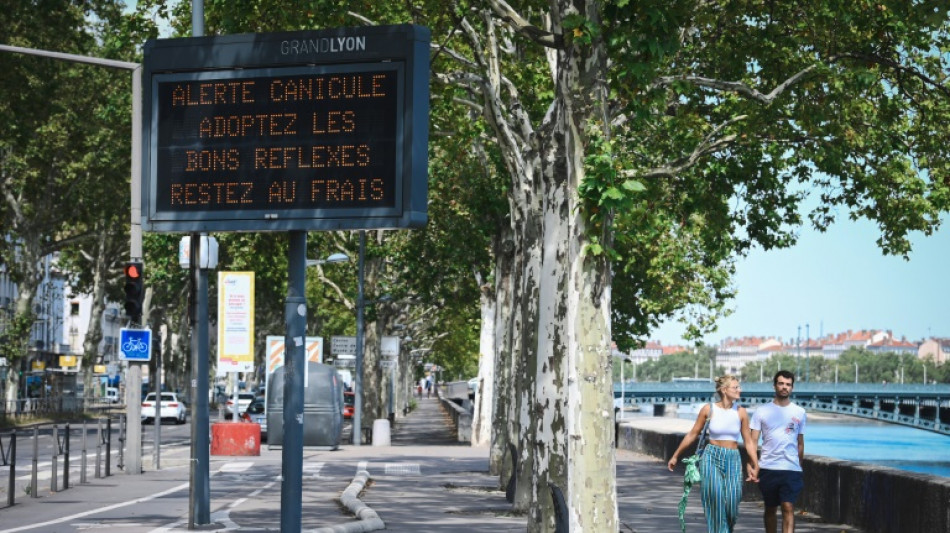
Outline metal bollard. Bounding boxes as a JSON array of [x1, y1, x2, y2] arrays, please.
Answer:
[[31, 427, 38, 498], [6, 430, 15, 507], [81, 420, 88, 484], [63, 422, 70, 490], [95, 418, 103, 479], [116, 415, 124, 472], [51, 425, 58, 492], [105, 417, 112, 477]]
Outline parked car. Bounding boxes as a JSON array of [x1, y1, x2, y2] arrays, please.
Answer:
[[226, 392, 256, 420], [240, 398, 267, 440], [141, 392, 186, 425], [343, 391, 355, 419]]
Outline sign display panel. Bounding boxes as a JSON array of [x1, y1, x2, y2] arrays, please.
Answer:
[[142, 25, 430, 232], [265, 335, 324, 388], [217, 271, 255, 374], [119, 328, 152, 361]]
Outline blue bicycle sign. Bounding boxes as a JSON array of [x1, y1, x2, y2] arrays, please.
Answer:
[[119, 328, 152, 361]]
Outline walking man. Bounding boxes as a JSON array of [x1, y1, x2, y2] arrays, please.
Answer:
[[750, 370, 806, 533]]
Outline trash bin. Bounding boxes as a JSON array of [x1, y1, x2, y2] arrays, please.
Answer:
[[267, 362, 344, 449]]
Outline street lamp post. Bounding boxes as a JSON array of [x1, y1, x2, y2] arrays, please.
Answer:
[[619, 357, 625, 420], [805, 323, 810, 382], [619, 357, 632, 420]]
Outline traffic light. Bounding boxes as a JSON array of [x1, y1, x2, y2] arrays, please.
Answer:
[[123, 262, 144, 322]]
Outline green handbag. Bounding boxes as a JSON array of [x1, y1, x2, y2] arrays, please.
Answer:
[[678, 403, 712, 533]]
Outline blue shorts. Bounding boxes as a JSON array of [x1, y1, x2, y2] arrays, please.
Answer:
[[758, 469, 804, 507]]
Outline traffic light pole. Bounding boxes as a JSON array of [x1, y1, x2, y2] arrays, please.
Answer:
[[0, 40, 145, 477]]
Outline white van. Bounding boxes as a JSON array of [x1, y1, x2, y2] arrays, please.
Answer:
[[105, 387, 120, 404]]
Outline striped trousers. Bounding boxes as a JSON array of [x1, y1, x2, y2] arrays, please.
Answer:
[[699, 444, 743, 532]]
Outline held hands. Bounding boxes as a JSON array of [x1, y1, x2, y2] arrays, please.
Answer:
[[745, 463, 759, 482]]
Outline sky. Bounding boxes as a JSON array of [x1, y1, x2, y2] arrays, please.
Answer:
[[653, 215, 950, 347]]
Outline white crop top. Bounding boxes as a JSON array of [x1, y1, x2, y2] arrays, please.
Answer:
[[707, 403, 741, 442]]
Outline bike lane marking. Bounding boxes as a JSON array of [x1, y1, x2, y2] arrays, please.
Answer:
[[0, 481, 189, 533]]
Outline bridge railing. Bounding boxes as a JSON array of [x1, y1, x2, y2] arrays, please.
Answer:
[[613, 382, 950, 436], [615, 381, 950, 397]]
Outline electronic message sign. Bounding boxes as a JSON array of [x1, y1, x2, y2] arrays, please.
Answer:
[[141, 25, 430, 232]]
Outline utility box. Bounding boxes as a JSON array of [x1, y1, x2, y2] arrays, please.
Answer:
[[267, 362, 344, 450]]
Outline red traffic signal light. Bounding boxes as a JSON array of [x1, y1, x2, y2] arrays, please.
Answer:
[[124, 263, 142, 279], [124, 262, 144, 321]]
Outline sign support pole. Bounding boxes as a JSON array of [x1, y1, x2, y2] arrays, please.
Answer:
[[188, 234, 211, 527], [353, 231, 366, 446], [281, 230, 307, 532]]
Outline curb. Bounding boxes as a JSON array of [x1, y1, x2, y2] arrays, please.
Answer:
[[309, 469, 384, 533]]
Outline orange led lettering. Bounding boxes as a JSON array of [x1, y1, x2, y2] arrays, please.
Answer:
[[185, 149, 240, 171], [268, 180, 297, 203], [171, 81, 257, 106], [169, 182, 254, 205], [309, 178, 386, 202], [312, 110, 355, 134]]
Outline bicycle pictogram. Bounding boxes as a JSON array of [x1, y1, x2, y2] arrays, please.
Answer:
[[122, 338, 148, 353], [119, 328, 152, 361]]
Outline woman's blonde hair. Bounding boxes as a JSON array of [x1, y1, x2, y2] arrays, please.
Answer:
[[714, 375, 738, 398]]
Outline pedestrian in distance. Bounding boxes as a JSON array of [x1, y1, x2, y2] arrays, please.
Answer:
[[750, 370, 807, 533], [667, 375, 759, 533], [425, 375, 433, 398]]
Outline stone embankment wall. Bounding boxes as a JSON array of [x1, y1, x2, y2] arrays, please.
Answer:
[[617, 419, 950, 533], [437, 393, 472, 443]]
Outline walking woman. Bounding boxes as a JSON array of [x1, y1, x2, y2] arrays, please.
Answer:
[[667, 375, 759, 532]]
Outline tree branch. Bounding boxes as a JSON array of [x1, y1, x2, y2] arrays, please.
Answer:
[[629, 115, 748, 179], [838, 52, 950, 99], [655, 63, 819, 105], [487, 0, 563, 49]]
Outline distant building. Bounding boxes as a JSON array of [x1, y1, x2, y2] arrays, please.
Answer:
[[622, 341, 689, 365], [717, 336, 781, 375], [867, 333, 917, 356], [918, 338, 950, 364], [1, 253, 122, 368], [706, 329, 927, 379], [821, 329, 890, 359]]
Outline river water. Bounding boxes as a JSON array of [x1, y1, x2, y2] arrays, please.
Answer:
[[803, 416, 950, 478], [631, 404, 950, 478]]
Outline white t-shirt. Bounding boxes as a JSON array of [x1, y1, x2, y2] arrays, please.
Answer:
[[750, 401, 806, 471]]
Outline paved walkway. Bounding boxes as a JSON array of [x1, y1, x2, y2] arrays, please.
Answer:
[[0, 397, 861, 532]]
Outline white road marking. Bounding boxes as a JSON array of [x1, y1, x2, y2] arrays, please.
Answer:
[[149, 479, 278, 532], [0, 482, 190, 533]]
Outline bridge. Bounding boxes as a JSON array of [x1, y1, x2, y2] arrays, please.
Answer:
[[614, 382, 950, 435]]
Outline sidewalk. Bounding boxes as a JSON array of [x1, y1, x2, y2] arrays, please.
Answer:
[[0, 397, 860, 532]]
